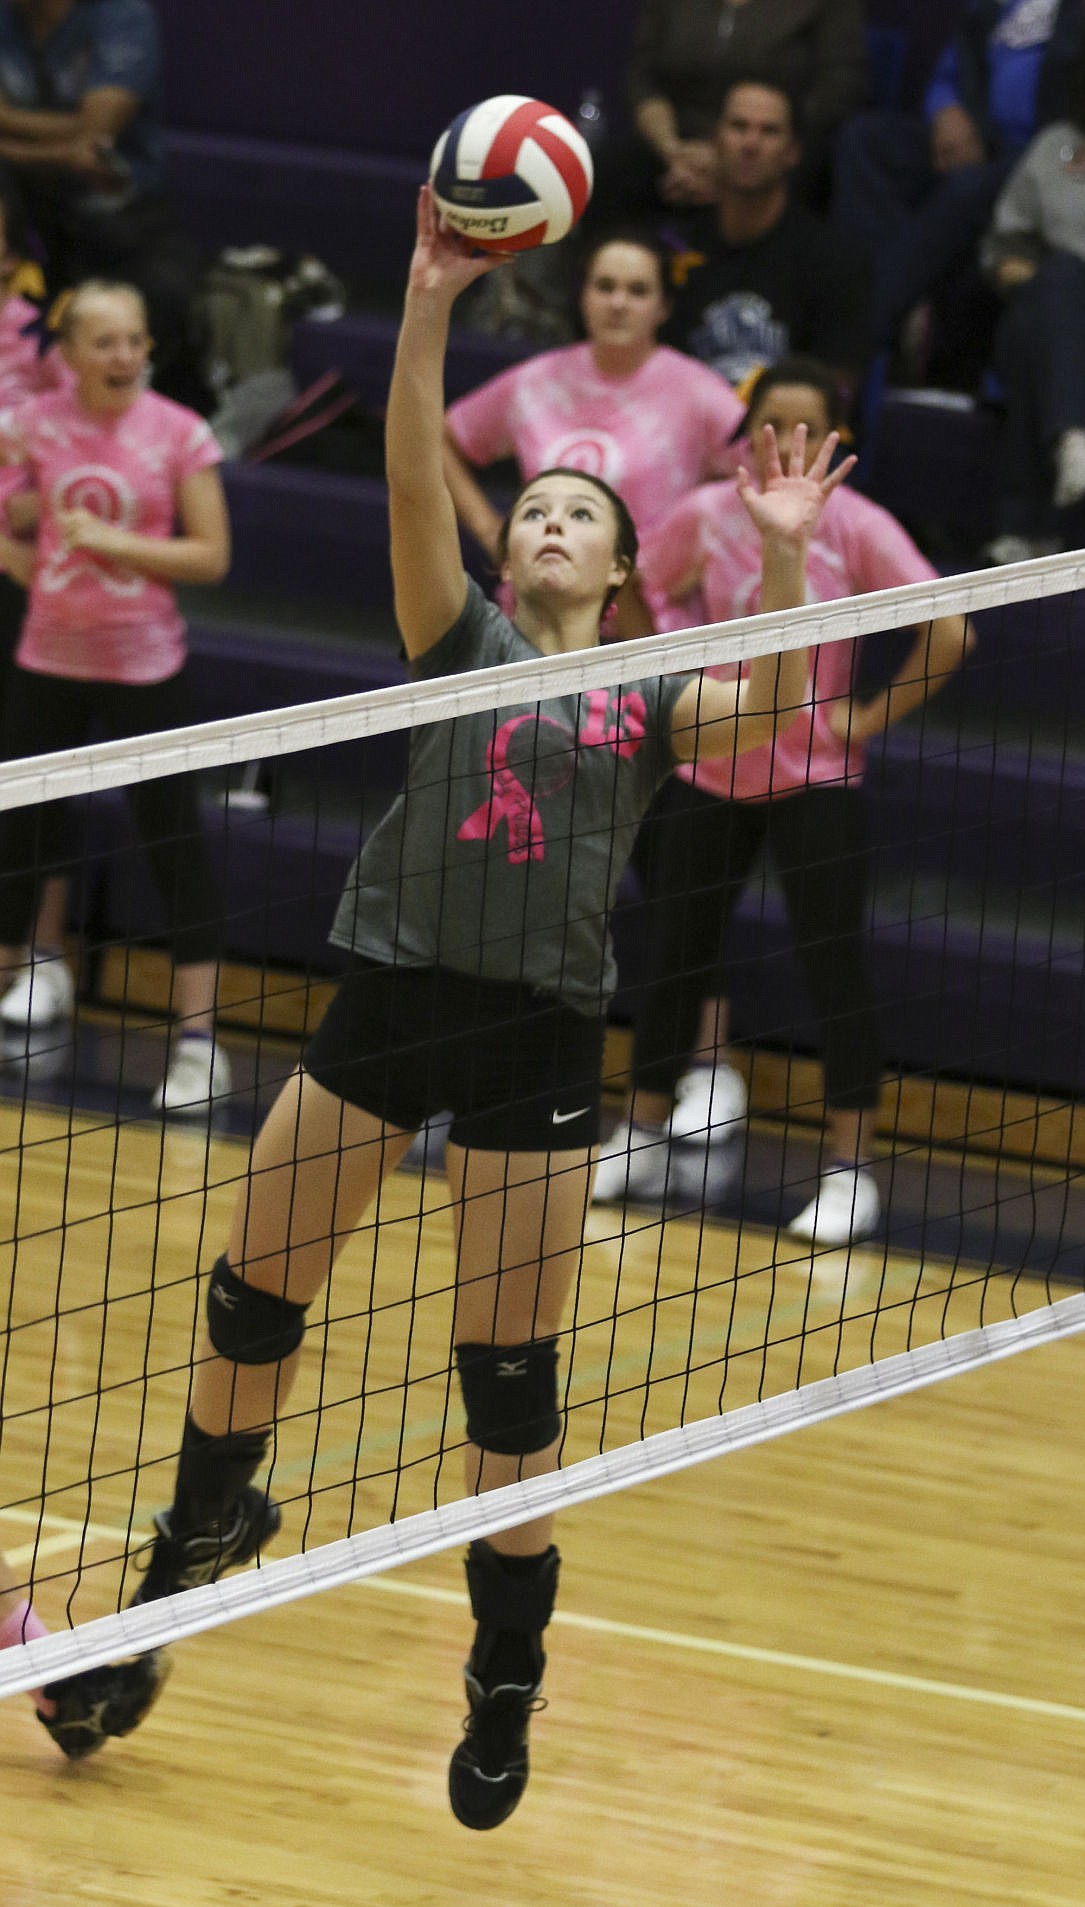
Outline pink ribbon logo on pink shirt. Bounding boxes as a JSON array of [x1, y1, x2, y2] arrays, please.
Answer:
[[457, 691, 648, 865]]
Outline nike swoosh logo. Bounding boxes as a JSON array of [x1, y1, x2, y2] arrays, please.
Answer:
[[551, 1106, 590, 1124]]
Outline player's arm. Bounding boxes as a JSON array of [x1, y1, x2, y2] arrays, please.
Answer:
[[5, 488, 39, 537], [640, 496, 707, 608], [55, 465, 231, 585], [441, 425, 504, 565], [671, 424, 855, 759], [833, 613, 977, 742], [0, 529, 34, 586], [387, 187, 499, 660]]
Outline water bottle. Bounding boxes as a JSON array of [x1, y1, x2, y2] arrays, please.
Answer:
[[575, 87, 607, 151]]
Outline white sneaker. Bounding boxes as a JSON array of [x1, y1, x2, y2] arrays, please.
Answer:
[[983, 533, 1058, 566], [1054, 428, 1085, 509], [668, 1135, 744, 1207], [667, 1064, 747, 1143], [788, 1165, 880, 1247], [592, 1120, 672, 1204], [0, 953, 75, 1029], [151, 1037, 232, 1114]]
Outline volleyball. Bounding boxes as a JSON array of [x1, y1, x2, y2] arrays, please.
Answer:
[[429, 94, 593, 253]]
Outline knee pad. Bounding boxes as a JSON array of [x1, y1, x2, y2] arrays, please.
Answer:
[[206, 1255, 308, 1366], [455, 1338, 561, 1456]]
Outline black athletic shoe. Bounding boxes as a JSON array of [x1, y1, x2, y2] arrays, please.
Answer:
[[37, 1649, 171, 1761], [129, 1485, 282, 1605], [448, 1667, 546, 1830]]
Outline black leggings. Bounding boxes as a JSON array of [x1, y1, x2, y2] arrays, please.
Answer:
[[631, 777, 881, 1111], [0, 665, 222, 965]]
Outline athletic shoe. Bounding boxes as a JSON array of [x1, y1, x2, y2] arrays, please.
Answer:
[[668, 1134, 744, 1208], [448, 1667, 545, 1830], [984, 533, 1059, 566], [129, 1485, 282, 1604], [591, 1119, 671, 1204], [0, 955, 75, 1030], [788, 1165, 880, 1247], [37, 1649, 171, 1761], [667, 1063, 747, 1143], [150, 1037, 232, 1114], [1054, 428, 1085, 510]]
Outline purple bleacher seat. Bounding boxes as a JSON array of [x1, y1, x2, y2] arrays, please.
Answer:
[[291, 311, 536, 413], [163, 132, 420, 288], [222, 462, 391, 603], [863, 391, 998, 551]]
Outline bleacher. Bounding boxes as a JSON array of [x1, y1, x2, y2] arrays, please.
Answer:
[[79, 0, 1084, 1100]]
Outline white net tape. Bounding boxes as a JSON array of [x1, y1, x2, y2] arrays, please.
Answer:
[[3, 1289, 1083, 1699], [1, 548, 1083, 811]]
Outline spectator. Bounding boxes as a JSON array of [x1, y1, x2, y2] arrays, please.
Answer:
[[593, 359, 976, 1247], [662, 78, 870, 392], [0, 0, 209, 408], [444, 228, 744, 640], [0, 181, 72, 1020], [589, 0, 867, 225], [834, 0, 1085, 385], [982, 44, 1085, 561], [0, 180, 63, 671], [0, 279, 232, 1111]]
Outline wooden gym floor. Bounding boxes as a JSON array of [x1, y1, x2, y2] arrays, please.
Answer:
[[1, 1063, 1084, 1905]]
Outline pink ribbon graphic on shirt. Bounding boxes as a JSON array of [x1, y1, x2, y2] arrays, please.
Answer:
[[456, 693, 649, 865], [458, 713, 576, 863]]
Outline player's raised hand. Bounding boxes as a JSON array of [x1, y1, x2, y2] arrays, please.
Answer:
[[408, 182, 503, 299], [736, 423, 856, 548]]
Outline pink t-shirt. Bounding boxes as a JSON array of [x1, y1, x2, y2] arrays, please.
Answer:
[[0, 386, 222, 684], [447, 341, 744, 537], [641, 481, 938, 801]]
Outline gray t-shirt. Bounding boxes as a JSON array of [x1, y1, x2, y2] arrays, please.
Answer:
[[331, 581, 689, 1015]]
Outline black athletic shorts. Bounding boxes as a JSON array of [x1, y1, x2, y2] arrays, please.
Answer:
[[303, 957, 605, 1151]]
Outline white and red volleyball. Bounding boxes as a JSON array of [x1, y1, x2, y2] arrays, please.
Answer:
[[429, 95, 593, 253]]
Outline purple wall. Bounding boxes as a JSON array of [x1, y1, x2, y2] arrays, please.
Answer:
[[155, 0, 972, 155], [156, 0, 637, 154]]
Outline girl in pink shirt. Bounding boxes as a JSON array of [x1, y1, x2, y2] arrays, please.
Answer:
[[0, 279, 232, 1112], [595, 358, 976, 1246], [443, 229, 744, 636], [0, 187, 70, 662]]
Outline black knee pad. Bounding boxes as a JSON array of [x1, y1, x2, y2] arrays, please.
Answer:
[[454, 1338, 561, 1456], [206, 1255, 308, 1366]]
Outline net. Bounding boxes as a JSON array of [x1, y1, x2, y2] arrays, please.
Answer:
[[2, 548, 1085, 1700]]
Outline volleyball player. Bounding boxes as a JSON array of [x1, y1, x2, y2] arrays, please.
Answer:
[[0, 280, 232, 1111], [0, 1543, 168, 1758], [595, 357, 976, 1243], [124, 186, 852, 1828]]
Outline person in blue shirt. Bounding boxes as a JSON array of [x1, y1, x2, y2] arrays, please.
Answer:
[[833, 0, 1085, 382], [0, 0, 207, 406]]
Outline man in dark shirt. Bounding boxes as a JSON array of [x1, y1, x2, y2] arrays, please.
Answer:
[[0, 0, 207, 406], [664, 78, 869, 391]]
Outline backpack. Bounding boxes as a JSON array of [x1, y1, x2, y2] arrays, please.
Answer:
[[199, 246, 346, 395]]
